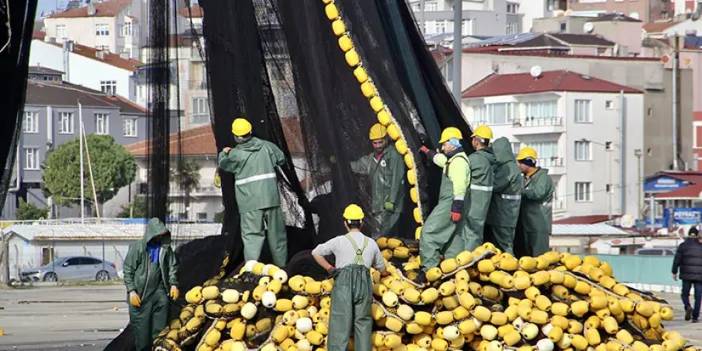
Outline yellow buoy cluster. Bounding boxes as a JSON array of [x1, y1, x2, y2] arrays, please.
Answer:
[[153, 238, 698, 351], [321, 0, 424, 239]]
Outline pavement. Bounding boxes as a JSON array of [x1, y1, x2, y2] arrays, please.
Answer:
[[0, 287, 700, 350], [0, 284, 129, 351]]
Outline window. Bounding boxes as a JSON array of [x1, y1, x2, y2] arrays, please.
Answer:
[[560, 23, 567, 32], [527, 141, 558, 161], [525, 101, 558, 121], [100, 80, 117, 95], [507, 2, 519, 13], [123, 118, 138, 137], [59, 112, 74, 134], [575, 182, 592, 202], [473, 103, 516, 125], [24, 148, 39, 170], [23, 111, 39, 133], [574, 99, 591, 123], [64, 258, 80, 266], [437, 20, 447, 33], [95, 24, 109, 36], [425, 0, 437, 11], [95, 113, 109, 135], [191, 97, 210, 124], [511, 142, 521, 155], [56, 24, 66, 40], [122, 22, 132, 37], [575, 140, 591, 161], [197, 212, 208, 221], [605, 100, 615, 109]]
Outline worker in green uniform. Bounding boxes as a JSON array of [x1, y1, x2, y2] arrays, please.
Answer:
[[415, 127, 469, 284], [124, 217, 179, 351], [350, 123, 406, 236], [463, 125, 496, 251], [515, 147, 554, 257], [485, 137, 523, 254], [311, 204, 387, 351], [218, 118, 288, 267]]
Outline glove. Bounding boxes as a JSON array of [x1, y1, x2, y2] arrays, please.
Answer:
[[419, 145, 430, 154], [129, 291, 142, 308], [451, 200, 464, 223], [170, 286, 180, 300], [327, 267, 337, 277], [419, 145, 437, 160], [384, 201, 394, 211]]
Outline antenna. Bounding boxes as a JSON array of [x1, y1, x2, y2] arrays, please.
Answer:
[[530, 65, 542, 79]]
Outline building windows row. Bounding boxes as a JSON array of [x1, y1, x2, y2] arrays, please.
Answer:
[[29, 111, 136, 137], [574, 140, 591, 161], [575, 181, 592, 202], [472, 102, 516, 125], [23, 111, 39, 133], [95, 113, 109, 135], [191, 97, 210, 125], [100, 80, 117, 95], [574, 99, 592, 123], [24, 147, 39, 170], [95, 24, 110, 36]]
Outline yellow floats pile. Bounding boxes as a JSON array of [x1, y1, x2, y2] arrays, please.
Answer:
[[153, 238, 698, 351]]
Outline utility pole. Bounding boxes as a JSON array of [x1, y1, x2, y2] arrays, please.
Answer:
[[672, 33, 680, 170], [78, 101, 85, 224], [452, 0, 462, 102], [635, 149, 643, 219], [420, 0, 426, 35], [619, 90, 626, 216]]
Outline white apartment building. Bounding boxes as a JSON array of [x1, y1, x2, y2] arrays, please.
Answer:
[[462, 70, 644, 219], [408, 0, 523, 39], [515, 0, 567, 32], [43, 0, 146, 59]]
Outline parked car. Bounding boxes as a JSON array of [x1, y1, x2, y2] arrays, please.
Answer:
[[634, 248, 676, 256], [20, 256, 118, 282]]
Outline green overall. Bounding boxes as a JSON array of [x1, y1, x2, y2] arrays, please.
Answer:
[[218, 137, 288, 267], [486, 137, 524, 254], [351, 146, 406, 236], [516, 168, 554, 257], [123, 218, 178, 351], [463, 149, 496, 251], [328, 235, 373, 351], [419, 152, 469, 270]]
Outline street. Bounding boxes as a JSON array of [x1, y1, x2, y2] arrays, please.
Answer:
[[0, 286, 700, 350]]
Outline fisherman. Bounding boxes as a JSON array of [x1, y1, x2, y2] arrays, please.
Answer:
[[415, 127, 469, 284], [350, 123, 406, 236], [124, 217, 179, 351], [514, 147, 554, 257], [485, 137, 523, 254], [218, 118, 288, 267], [463, 125, 496, 251], [311, 204, 387, 351]]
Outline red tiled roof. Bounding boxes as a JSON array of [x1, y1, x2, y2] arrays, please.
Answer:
[[650, 171, 702, 184], [26, 80, 145, 114], [33, 30, 46, 40], [460, 48, 660, 61], [462, 70, 642, 98], [643, 21, 678, 33], [47, 0, 131, 18], [44, 40, 141, 71], [178, 4, 203, 18], [655, 183, 702, 199], [554, 215, 618, 225]]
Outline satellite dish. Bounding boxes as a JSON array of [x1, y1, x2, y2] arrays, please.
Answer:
[[584, 22, 594, 33], [530, 65, 542, 78]]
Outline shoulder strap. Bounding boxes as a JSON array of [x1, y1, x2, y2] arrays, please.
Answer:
[[344, 234, 367, 265], [444, 154, 469, 176]]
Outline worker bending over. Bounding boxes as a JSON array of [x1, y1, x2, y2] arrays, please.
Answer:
[[415, 127, 469, 284], [218, 118, 288, 267], [124, 218, 179, 351], [485, 137, 523, 254], [311, 204, 387, 351], [515, 147, 554, 257], [351, 123, 406, 236], [463, 125, 495, 251]]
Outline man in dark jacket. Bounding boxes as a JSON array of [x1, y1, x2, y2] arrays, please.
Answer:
[[124, 218, 179, 351], [486, 137, 523, 254], [672, 226, 702, 322]]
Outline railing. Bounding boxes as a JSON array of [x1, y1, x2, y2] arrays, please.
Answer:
[[514, 117, 563, 127], [537, 157, 563, 168], [169, 184, 220, 195], [188, 80, 208, 90]]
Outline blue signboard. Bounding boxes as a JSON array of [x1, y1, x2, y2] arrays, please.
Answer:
[[663, 208, 702, 227], [644, 176, 688, 193]]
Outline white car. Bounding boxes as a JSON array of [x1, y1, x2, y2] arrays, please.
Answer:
[[21, 256, 118, 282]]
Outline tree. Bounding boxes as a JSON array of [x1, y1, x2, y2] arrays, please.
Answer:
[[16, 198, 49, 220], [118, 196, 148, 218], [42, 135, 136, 212], [171, 158, 201, 218]]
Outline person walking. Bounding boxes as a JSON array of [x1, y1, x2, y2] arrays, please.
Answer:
[[672, 226, 702, 322]]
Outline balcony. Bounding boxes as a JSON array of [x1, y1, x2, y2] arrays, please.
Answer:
[[188, 80, 208, 90], [511, 117, 565, 135], [539, 157, 565, 175], [169, 184, 221, 197]]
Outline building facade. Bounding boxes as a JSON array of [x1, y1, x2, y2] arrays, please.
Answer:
[[408, 0, 524, 39], [462, 70, 644, 219], [515, 0, 568, 32], [567, 0, 673, 23]]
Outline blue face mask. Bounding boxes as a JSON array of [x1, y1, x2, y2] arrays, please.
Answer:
[[447, 138, 462, 148]]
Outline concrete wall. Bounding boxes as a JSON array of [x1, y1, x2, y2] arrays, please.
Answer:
[[568, 0, 672, 22], [592, 21, 644, 56], [532, 16, 590, 33]]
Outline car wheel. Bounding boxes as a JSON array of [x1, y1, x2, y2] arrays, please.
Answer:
[[44, 272, 58, 282], [96, 270, 110, 281]]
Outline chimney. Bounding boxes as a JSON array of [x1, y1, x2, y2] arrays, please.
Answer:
[[87, 3, 96, 16]]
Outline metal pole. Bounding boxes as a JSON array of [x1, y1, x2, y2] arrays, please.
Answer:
[[452, 0, 462, 101], [672, 34, 679, 170], [649, 196, 655, 231], [620, 90, 626, 215], [78, 101, 84, 224], [608, 150, 612, 220], [635, 149, 643, 219], [420, 0, 426, 35]]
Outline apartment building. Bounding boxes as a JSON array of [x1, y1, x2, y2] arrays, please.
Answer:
[[567, 0, 673, 22], [408, 0, 523, 39]]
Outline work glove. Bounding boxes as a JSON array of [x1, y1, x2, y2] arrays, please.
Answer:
[[384, 201, 394, 211], [129, 291, 142, 308], [419, 145, 437, 160], [327, 267, 337, 277], [450, 200, 464, 223], [170, 286, 180, 300]]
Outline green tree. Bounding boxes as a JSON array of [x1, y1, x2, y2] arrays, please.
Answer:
[[16, 198, 49, 220], [170, 159, 201, 218], [118, 196, 148, 218], [42, 134, 136, 212]]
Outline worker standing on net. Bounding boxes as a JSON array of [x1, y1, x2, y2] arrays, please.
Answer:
[[311, 204, 387, 351], [123, 218, 179, 351], [463, 125, 496, 251], [485, 137, 523, 254], [350, 123, 406, 236], [415, 127, 470, 284], [514, 147, 554, 257], [218, 118, 288, 267]]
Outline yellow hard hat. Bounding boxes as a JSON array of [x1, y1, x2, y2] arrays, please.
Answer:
[[439, 127, 463, 144], [471, 125, 493, 140], [343, 204, 365, 221], [516, 147, 538, 161], [368, 123, 387, 140], [231, 118, 252, 137]]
